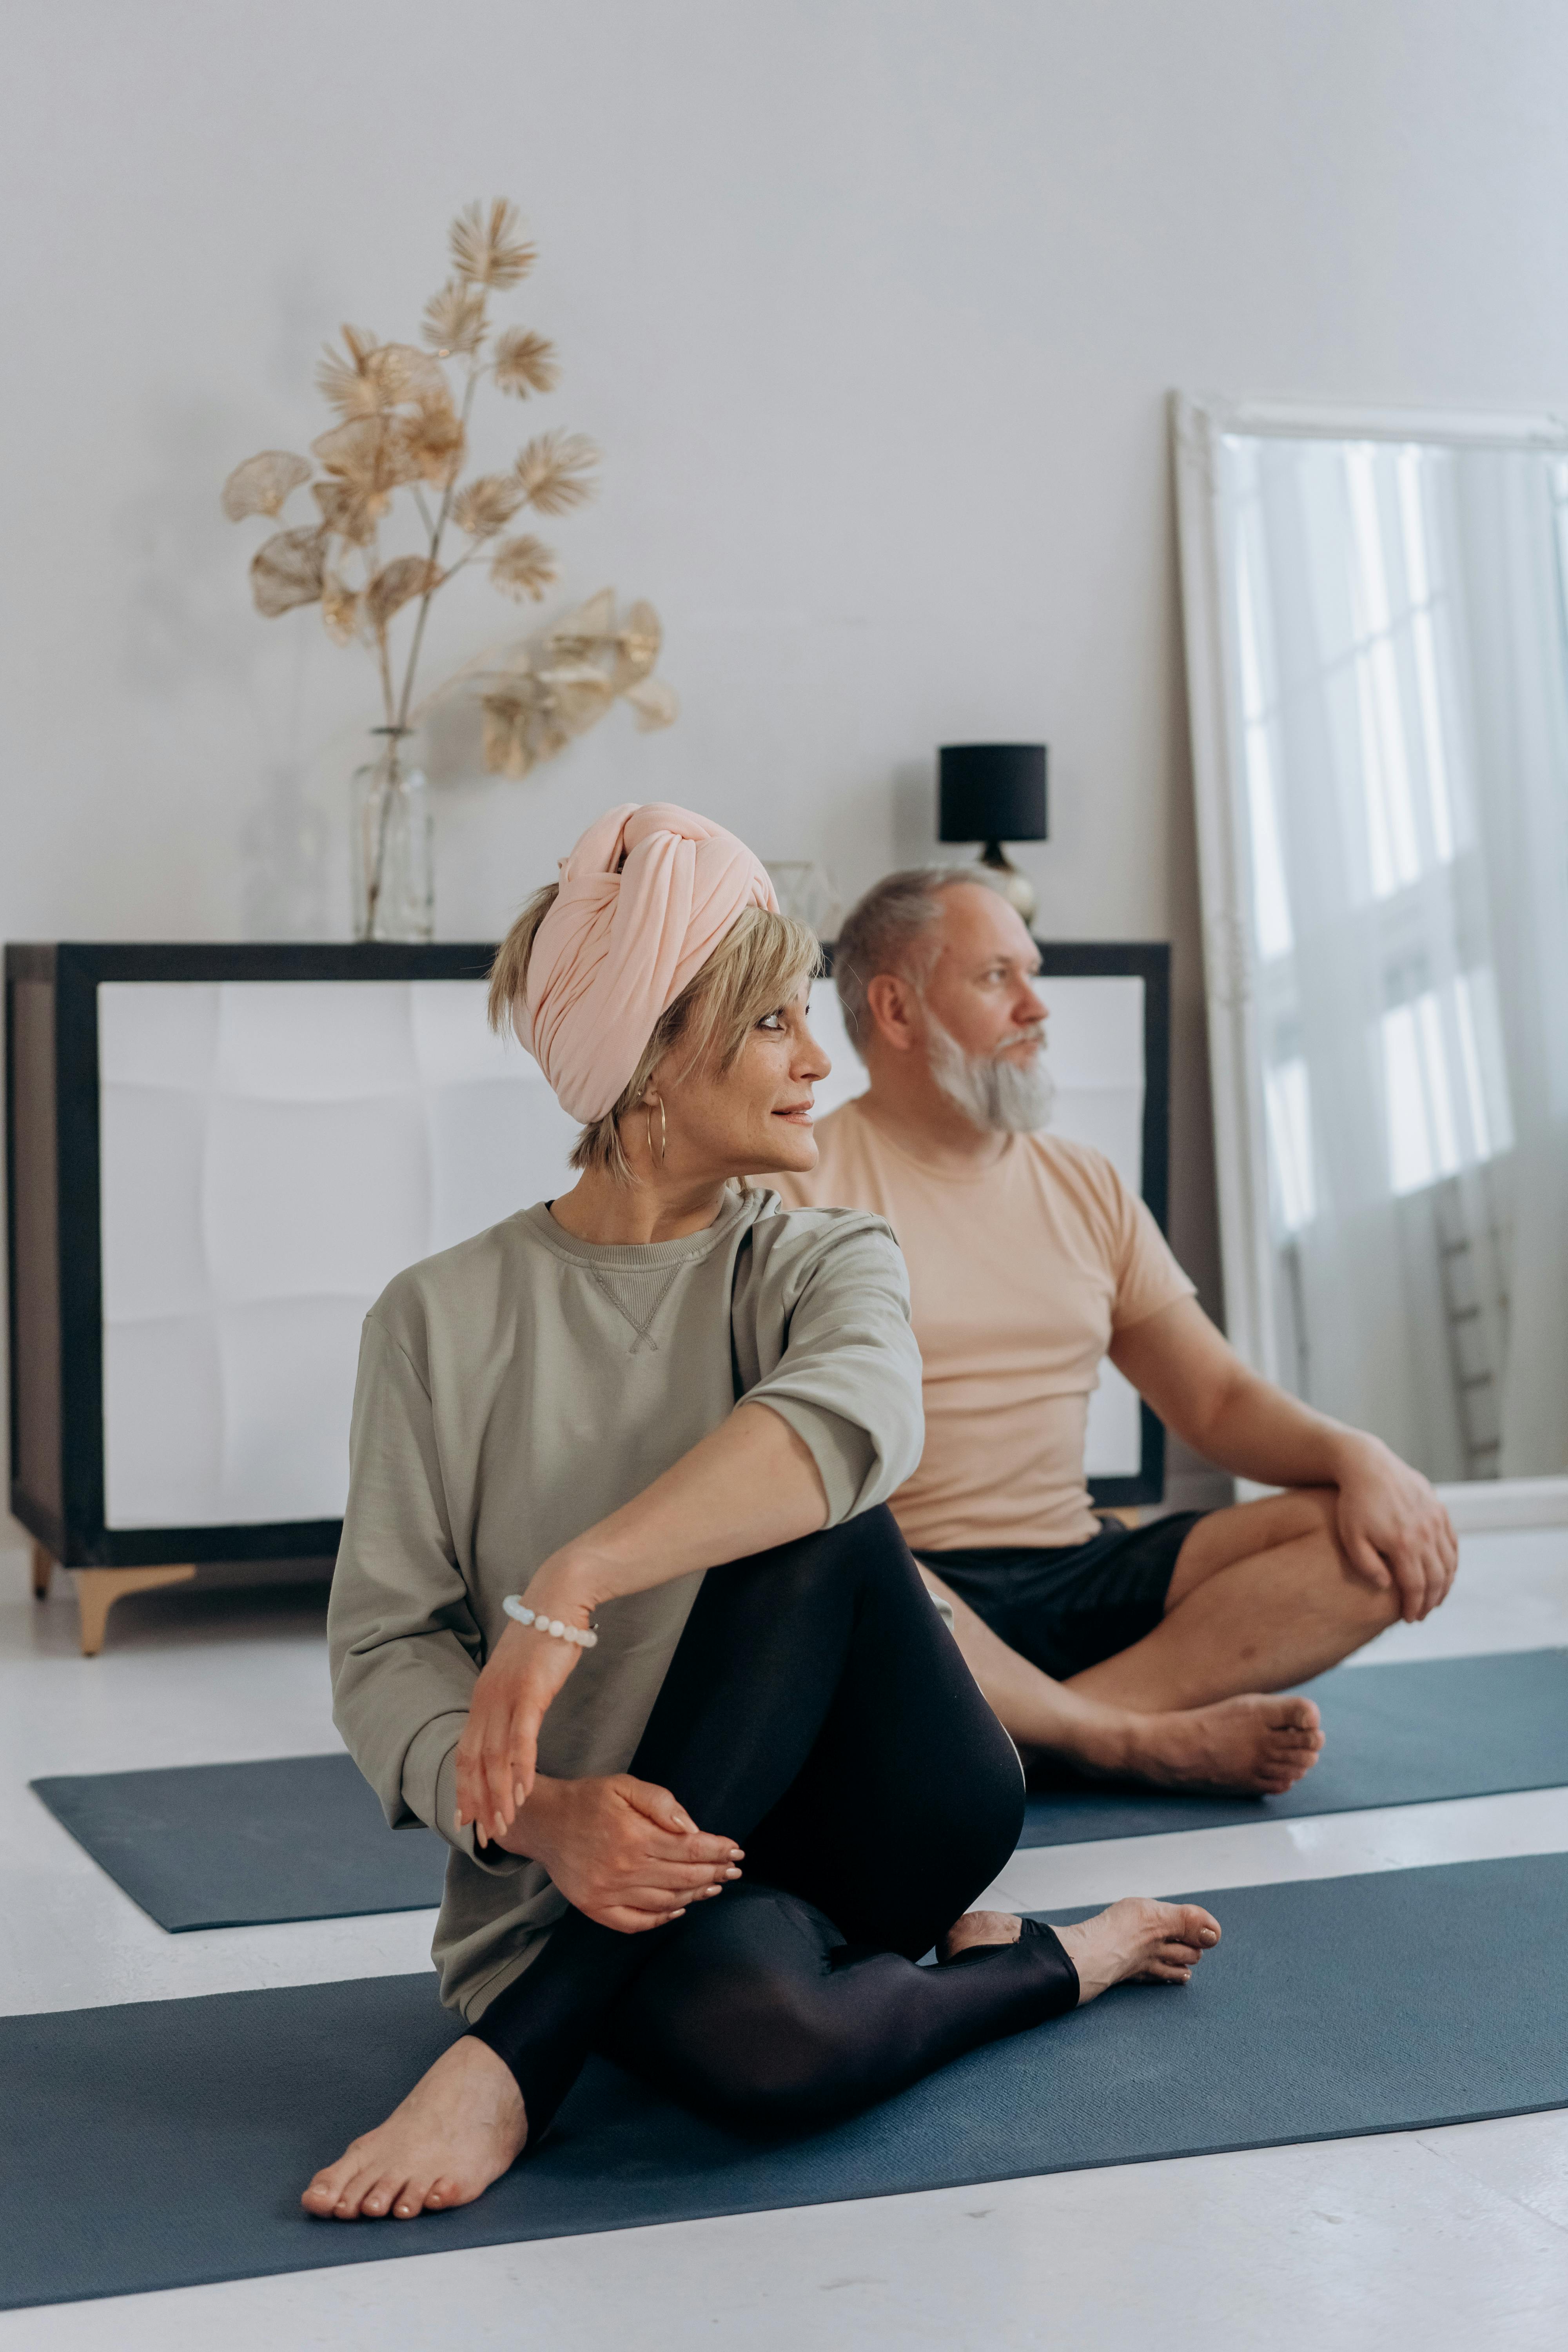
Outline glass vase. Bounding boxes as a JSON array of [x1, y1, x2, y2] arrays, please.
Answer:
[[352, 729, 433, 943]]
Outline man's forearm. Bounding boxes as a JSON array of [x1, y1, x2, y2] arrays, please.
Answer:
[[1193, 1370, 1377, 1490]]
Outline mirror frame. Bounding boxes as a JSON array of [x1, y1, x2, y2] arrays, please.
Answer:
[[1172, 391, 1568, 1531]]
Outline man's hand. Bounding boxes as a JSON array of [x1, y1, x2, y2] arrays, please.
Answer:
[[454, 1614, 586, 1845], [1333, 1436, 1458, 1624], [495, 1773, 744, 1933]]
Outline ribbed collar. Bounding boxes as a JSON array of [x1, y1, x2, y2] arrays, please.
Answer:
[[519, 1187, 770, 1273]]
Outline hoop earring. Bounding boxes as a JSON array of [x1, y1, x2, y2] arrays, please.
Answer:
[[644, 1092, 667, 1165]]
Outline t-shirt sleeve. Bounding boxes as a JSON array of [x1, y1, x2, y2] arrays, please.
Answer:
[[737, 1210, 925, 1524], [1108, 1179, 1198, 1331], [328, 1309, 526, 1878]]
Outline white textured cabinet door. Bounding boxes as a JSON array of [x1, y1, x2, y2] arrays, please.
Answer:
[[98, 980, 577, 1529]]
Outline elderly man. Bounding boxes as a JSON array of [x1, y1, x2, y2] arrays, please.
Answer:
[[775, 869, 1458, 1795]]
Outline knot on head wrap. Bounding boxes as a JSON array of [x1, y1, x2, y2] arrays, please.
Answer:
[[514, 801, 779, 1123]]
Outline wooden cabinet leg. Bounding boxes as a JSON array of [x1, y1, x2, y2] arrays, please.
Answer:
[[32, 1543, 53, 1599], [75, 1565, 196, 1656]]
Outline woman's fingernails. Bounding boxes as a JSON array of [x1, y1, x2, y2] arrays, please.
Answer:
[[724, 1867, 742, 1880]]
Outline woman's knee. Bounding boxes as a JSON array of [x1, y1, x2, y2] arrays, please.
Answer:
[[680, 1969, 867, 2131]]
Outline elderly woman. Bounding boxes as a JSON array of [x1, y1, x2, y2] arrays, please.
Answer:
[[304, 804, 1219, 2224]]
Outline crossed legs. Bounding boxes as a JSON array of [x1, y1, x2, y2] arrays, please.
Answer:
[[926, 1488, 1400, 1794], [304, 1508, 1220, 2221]]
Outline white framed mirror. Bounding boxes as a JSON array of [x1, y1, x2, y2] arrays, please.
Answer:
[[1174, 395, 1568, 1530]]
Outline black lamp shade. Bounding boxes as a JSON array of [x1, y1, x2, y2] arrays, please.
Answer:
[[938, 743, 1048, 846]]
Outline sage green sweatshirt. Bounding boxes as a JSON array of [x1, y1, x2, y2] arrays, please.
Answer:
[[328, 1187, 924, 2020]]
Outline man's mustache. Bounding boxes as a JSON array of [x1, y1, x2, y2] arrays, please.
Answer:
[[991, 1025, 1047, 1059]]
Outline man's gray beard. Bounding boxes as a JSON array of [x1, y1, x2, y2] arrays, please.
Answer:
[[925, 1014, 1056, 1134]]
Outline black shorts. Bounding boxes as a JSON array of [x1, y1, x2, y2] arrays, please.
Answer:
[[916, 1511, 1208, 1683]]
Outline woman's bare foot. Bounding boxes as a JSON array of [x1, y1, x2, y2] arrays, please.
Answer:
[[301, 2035, 526, 2222], [1053, 1896, 1221, 2002]]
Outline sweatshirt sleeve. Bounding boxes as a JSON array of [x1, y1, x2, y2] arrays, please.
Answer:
[[734, 1207, 925, 1524], [327, 1310, 525, 1875]]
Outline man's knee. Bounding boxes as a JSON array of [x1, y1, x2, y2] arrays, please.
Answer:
[[1291, 1493, 1401, 1635]]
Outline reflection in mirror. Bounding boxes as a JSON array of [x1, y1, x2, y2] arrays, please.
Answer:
[[1177, 404, 1568, 1492]]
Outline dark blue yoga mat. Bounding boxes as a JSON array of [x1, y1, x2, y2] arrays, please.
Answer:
[[1021, 1648, 1568, 1846], [31, 1652, 1568, 1933], [30, 1752, 447, 1930], [3, 1851, 1566, 2310]]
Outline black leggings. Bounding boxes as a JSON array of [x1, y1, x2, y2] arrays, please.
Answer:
[[470, 1506, 1079, 2140]]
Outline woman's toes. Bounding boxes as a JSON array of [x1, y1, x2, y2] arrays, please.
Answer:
[[1174, 1905, 1220, 1946], [359, 2174, 405, 2219], [392, 2177, 434, 2219]]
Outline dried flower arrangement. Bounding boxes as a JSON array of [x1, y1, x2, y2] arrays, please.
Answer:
[[221, 199, 676, 766]]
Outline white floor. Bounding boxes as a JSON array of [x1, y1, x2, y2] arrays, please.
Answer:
[[4, 1528, 1567, 2348]]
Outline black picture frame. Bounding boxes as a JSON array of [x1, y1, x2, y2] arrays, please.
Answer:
[[6, 936, 1172, 1566]]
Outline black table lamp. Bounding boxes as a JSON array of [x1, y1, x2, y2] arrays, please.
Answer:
[[938, 743, 1048, 921]]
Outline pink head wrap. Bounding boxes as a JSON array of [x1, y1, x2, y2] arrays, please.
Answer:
[[514, 801, 779, 1122]]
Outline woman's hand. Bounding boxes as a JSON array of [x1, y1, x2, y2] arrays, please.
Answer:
[[495, 1773, 744, 1932], [455, 1605, 590, 1844]]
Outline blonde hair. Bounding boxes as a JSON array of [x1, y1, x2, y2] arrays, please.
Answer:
[[488, 889, 821, 1182]]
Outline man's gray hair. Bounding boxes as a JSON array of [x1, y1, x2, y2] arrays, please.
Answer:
[[833, 865, 1008, 1056]]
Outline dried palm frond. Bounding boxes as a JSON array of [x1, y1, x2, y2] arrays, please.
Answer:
[[490, 533, 558, 601], [364, 556, 442, 630], [450, 198, 535, 290], [250, 526, 328, 617], [482, 686, 537, 778], [612, 598, 662, 689], [453, 474, 525, 539], [314, 326, 381, 419], [311, 477, 385, 545], [624, 676, 679, 731], [546, 586, 617, 659], [317, 331, 447, 418], [493, 327, 559, 397], [421, 280, 487, 358], [515, 430, 599, 516], [221, 450, 311, 522], [321, 573, 363, 644], [399, 393, 466, 486], [536, 661, 615, 735], [312, 415, 421, 495]]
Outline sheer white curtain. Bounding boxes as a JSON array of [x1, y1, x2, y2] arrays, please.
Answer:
[[1223, 433, 1568, 1482]]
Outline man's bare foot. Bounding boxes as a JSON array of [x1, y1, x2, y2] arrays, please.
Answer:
[[1126, 1693, 1323, 1794], [935, 1909, 1023, 1962], [1053, 1896, 1221, 2002], [301, 2034, 526, 2222]]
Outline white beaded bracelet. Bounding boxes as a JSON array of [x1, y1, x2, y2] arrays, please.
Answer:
[[503, 1594, 598, 1649]]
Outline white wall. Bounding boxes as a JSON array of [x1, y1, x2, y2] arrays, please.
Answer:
[[6, 0, 1568, 1539]]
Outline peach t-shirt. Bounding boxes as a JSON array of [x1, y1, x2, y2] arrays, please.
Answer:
[[774, 1098, 1196, 1550]]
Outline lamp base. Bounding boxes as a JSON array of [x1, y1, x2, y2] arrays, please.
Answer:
[[976, 841, 1037, 924]]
